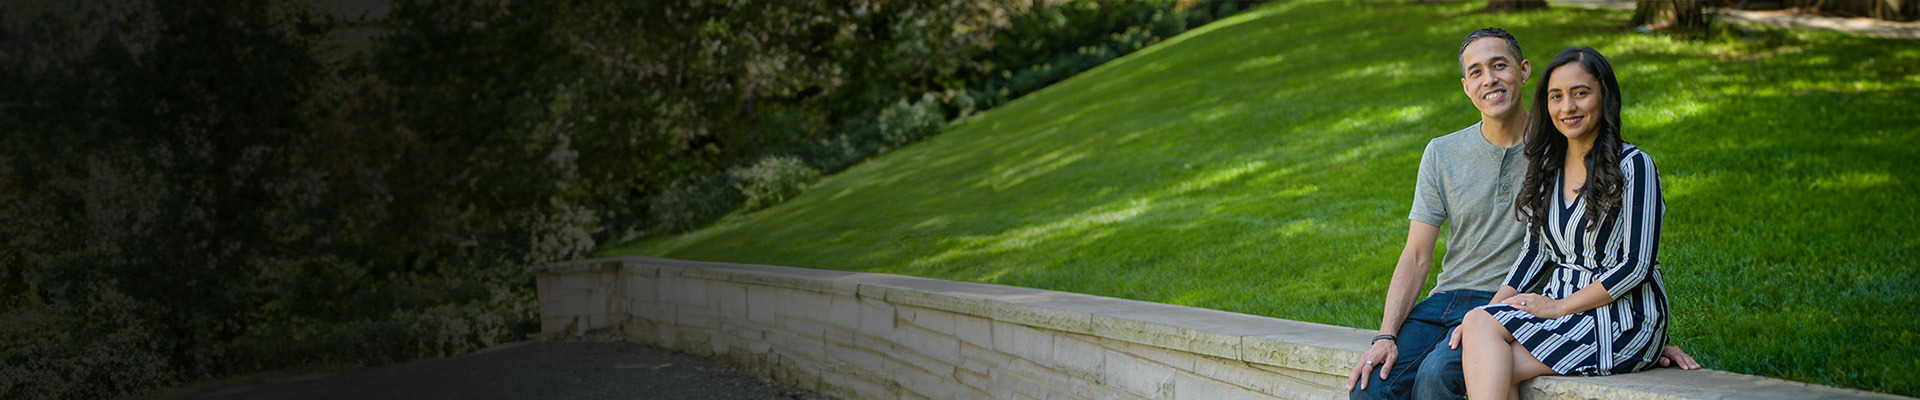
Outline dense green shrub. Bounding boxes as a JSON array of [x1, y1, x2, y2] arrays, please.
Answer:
[[953, 90, 979, 119], [878, 94, 947, 149], [989, 5, 1235, 101], [0, 282, 171, 400], [800, 112, 888, 175], [731, 156, 823, 212], [0, 1, 559, 398], [646, 173, 745, 235]]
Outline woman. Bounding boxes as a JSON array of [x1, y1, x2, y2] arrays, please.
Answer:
[[1452, 46, 1670, 399]]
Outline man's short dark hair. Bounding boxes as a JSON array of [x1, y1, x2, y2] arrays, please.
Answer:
[[1459, 27, 1524, 76]]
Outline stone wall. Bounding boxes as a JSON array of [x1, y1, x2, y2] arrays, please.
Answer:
[[535, 257, 1905, 400]]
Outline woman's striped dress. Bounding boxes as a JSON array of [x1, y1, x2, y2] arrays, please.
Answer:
[[1480, 143, 1670, 376]]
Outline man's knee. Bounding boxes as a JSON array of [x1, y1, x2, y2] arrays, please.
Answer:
[[1347, 368, 1404, 400], [1412, 357, 1467, 400], [1413, 336, 1468, 400], [1348, 383, 1391, 400]]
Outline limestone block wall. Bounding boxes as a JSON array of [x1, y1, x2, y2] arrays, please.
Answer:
[[535, 257, 1905, 400]]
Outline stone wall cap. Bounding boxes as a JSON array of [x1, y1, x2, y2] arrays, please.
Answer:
[[1532, 368, 1912, 400], [539, 257, 1915, 400], [533, 259, 617, 274]]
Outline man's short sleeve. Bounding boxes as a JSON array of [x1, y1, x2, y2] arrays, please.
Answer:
[[1409, 141, 1447, 226]]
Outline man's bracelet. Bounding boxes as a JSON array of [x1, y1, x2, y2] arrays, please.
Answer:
[[1371, 334, 1397, 344]]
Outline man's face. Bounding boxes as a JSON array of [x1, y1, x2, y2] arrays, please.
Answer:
[[1460, 37, 1530, 119]]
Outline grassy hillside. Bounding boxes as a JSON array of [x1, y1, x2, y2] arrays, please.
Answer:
[[610, 1, 1920, 394]]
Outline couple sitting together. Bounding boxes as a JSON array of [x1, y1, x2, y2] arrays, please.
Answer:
[[1344, 28, 1701, 400]]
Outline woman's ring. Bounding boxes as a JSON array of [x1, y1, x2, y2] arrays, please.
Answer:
[[1365, 361, 1373, 364], [1521, 301, 1528, 306]]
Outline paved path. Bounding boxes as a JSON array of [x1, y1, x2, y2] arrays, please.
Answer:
[[1715, 9, 1920, 40], [166, 341, 837, 400], [1550, 0, 1920, 40]]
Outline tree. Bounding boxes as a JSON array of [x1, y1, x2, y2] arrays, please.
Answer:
[[1865, 0, 1917, 21], [1629, 0, 1710, 35], [1485, 0, 1549, 12]]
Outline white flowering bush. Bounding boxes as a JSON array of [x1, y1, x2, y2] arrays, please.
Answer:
[[730, 156, 822, 212], [877, 93, 945, 148]]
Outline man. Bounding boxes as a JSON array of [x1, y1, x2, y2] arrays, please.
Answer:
[[1344, 28, 1699, 400]]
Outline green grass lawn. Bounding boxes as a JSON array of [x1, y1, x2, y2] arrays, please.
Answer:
[[609, 1, 1920, 395]]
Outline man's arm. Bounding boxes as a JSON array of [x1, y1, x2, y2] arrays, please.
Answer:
[[1345, 221, 1440, 391], [1378, 221, 1441, 338]]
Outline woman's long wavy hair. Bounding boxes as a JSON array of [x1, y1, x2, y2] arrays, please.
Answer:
[[1514, 47, 1626, 233]]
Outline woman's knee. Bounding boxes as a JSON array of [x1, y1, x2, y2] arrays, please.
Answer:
[[1461, 308, 1495, 335]]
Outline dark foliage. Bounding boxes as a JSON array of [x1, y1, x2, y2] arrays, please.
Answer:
[[0, 0, 1251, 398]]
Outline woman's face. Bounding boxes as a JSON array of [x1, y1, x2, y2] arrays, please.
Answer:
[[1546, 62, 1603, 141]]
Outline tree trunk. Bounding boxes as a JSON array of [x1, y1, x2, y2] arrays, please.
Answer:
[[1629, 0, 1661, 26], [1851, 0, 1916, 21], [1671, 0, 1710, 34], [1628, 0, 1711, 34], [1484, 0, 1549, 12]]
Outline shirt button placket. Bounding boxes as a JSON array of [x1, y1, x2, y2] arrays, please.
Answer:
[[1496, 149, 1512, 205]]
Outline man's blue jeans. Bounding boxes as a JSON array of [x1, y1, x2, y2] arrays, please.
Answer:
[[1349, 289, 1494, 400]]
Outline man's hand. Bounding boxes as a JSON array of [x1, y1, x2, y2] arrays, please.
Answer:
[[1345, 339, 1398, 391], [1657, 345, 1701, 370]]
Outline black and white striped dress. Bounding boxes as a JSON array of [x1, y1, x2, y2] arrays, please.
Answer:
[[1480, 143, 1670, 376]]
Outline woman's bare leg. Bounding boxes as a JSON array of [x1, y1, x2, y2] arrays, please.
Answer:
[[1464, 308, 1561, 400], [1506, 339, 1557, 399], [1462, 309, 1513, 400]]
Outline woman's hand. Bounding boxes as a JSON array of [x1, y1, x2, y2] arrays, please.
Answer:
[[1501, 293, 1571, 319], [1345, 339, 1398, 391]]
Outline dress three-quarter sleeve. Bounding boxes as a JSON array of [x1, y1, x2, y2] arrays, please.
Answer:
[[1503, 226, 1550, 292], [1594, 152, 1665, 299]]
